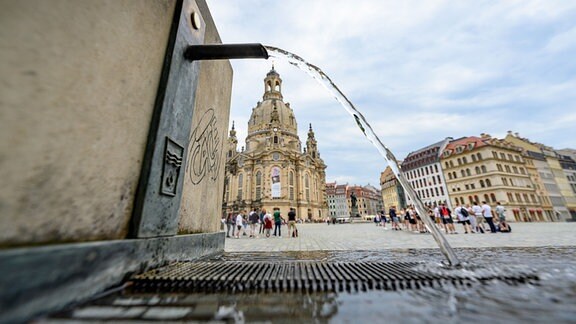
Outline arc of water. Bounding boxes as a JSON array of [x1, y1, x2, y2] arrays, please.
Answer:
[[265, 45, 461, 267]]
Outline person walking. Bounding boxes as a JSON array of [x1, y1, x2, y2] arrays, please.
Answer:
[[259, 208, 266, 234], [439, 203, 457, 234], [263, 211, 273, 237], [288, 208, 298, 238], [455, 203, 472, 234], [248, 208, 259, 238], [472, 202, 485, 233], [389, 206, 400, 231], [226, 213, 235, 238], [495, 202, 506, 224], [235, 210, 245, 239], [273, 208, 282, 237], [482, 201, 497, 233]]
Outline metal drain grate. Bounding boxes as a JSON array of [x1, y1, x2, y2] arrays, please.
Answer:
[[131, 261, 538, 293]]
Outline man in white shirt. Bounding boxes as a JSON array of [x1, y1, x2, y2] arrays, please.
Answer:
[[235, 211, 245, 238], [471, 202, 485, 233], [481, 201, 497, 233]]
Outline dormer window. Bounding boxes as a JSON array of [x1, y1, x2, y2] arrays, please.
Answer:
[[456, 146, 463, 153], [468, 143, 475, 150]]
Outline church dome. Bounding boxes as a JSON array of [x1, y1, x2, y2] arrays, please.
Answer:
[[247, 68, 298, 136]]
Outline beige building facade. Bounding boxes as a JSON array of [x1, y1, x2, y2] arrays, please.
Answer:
[[441, 134, 543, 222], [223, 69, 328, 221], [380, 166, 407, 212], [505, 132, 576, 221]]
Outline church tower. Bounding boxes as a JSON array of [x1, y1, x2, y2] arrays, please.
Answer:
[[223, 68, 328, 221]]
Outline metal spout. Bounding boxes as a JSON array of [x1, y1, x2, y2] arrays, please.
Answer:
[[184, 43, 269, 61]]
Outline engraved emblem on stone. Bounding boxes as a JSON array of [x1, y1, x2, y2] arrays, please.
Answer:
[[161, 137, 184, 196]]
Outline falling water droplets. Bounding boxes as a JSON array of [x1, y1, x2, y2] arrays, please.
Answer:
[[265, 45, 461, 267]]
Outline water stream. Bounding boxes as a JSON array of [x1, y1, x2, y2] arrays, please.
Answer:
[[264, 46, 461, 267]]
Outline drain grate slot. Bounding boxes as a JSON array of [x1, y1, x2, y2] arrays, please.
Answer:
[[131, 261, 538, 293]]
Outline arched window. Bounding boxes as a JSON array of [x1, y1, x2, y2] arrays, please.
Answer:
[[480, 180, 485, 188], [476, 153, 482, 160], [305, 174, 310, 201], [468, 195, 474, 204], [457, 158, 462, 165], [225, 177, 230, 202], [255, 171, 262, 200], [486, 179, 492, 187], [461, 170, 466, 177], [274, 136, 278, 144], [445, 162, 450, 169], [481, 165, 487, 173], [462, 157, 468, 164], [237, 173, 243, 200], [289, 171, 294, 200], [472, 155, 477, 162], [475, 166, 481, 175], [490, 193, 497, 202], [452, 172, 457, 179], [466, 169, 471, 176]]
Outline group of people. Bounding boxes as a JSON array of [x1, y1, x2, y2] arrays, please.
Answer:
[[381, 201, 511, 234], [224, 207, 299, 239]]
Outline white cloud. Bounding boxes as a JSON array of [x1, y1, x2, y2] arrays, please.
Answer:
[[209, 0, 576, 186]]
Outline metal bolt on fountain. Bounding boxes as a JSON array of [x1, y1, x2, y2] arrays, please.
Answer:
[[185, 43, 461, 267]]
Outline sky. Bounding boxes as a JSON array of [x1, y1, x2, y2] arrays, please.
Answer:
[[205, 0, 576, 186]]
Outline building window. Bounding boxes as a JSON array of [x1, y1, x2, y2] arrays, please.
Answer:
[[461, 170, 466, 177], [472, 155, 477, 162], [486, 179, 492, 187], [237, 173, 243, 200], [255, 171, 262, 200], [463, 157, 468, 164], [477, 153, 482, 160], [480, 180, 485, 188], [305, 174, 310, 201], [481, 166, 487, 173], [490, 193, 496, 202], [466, 169, 471, 176], [497, 164, 503, 171], [475, 166, 481, 175], [289, 171, 294, 200]]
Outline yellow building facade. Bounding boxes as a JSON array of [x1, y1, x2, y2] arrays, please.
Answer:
[[441, 134, 543, 222]]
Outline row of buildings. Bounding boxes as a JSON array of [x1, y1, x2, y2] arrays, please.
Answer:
[[382, 133, 576, 222], [221, 68, 575, 223]]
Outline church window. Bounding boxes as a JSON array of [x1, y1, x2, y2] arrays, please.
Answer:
[[274, 136, 278, 144], [305, 174, 310, 201], [289, 171, 294, 200], [255, 171, 262, 200], [237, 173, 243, 200]]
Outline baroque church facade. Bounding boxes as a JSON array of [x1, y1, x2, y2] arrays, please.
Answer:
[[223, 68, 328, 221]]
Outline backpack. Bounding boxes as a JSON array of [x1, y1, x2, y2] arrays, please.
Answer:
[[460, 207, 469, 217]]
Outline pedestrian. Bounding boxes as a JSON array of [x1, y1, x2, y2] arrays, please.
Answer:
[[259, 208, 266, 234], [273, 208, 282, 237], [226, 212, 235, 238], [389, 206, 400, 231], [482, 201, 497, 233], [380, 211, 387, 230], [263, 210, 273, 237], [235, 211, 245, 238], [455, 203, 472, 234], [248, 208, 259, 238], [288, 208, 298, 238], [439, 203, 457, 234], [472, 201, 485, 233], [495, 202, 506, 224], [433, 204, 442, 229]]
